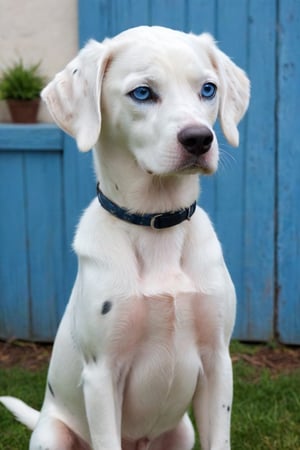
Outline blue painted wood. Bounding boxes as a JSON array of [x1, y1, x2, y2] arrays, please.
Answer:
[[187, 1, 217, 225], [213, 0, 250, 340], [0, 0, 298, 342], [63, 135, 96, 305], [62, 135, 79, 314], [277, 0, 300, 344], [79, 0, 150, 43], [0, 125, 66, 340], [0, 152, 30, 339], [76, 0, 279, 342], [0, 125, 95, 340], [0, 124, 63, 150], [240, 0, 276, 341], [212, 1, 276, 341], [78, 0, 110, 43], [189, 0, 277, 341], [150, 0, 186, 28], [188, 0, 217, 34], [25, 151, 65, 340], [109, 0, 150, 34]]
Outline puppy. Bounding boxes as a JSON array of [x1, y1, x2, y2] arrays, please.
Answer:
[[0, 26, 250, 450]]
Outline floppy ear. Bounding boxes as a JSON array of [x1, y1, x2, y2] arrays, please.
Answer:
[[41, 40, 109, 151], [197, 34, 250, 147]]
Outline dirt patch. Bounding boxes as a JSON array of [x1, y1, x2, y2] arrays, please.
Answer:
[[0, 340, 300, 374], [232, 345, 300, 375], [0, 340, 52, 371]]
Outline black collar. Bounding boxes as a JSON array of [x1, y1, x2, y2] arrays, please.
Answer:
[[96, 183, 196, 230]]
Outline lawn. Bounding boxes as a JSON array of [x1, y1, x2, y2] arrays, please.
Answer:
[[0, 341, 299, 450]]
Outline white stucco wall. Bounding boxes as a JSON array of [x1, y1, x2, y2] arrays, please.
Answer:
[[0, 0, 78, 122]]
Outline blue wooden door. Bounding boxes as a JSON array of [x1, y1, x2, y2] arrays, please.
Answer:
[[0, 1, 299, 343]]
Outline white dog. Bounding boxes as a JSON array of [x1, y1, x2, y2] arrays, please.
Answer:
[[0, 26, 249, 450]]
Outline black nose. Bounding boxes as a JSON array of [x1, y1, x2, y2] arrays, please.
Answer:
[[177, 126, 214, 156]]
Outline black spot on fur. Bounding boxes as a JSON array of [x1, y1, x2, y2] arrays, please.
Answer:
[[223, 404, 231, 412], [48, 381, 55, 397], [101, 300, 112, 315], [72, 68, 78, 75]]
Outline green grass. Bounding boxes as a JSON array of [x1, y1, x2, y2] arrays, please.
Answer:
[[231, 357, 300, 449], [0, 343, 299, 450], [0, 367, 47, 449]]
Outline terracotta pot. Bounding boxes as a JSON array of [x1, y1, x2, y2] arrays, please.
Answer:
[[7, 98, 40, 123]]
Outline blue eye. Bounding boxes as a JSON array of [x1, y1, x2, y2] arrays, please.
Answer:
[[129, 86, 156, 102], [201, 82, 217, 99]]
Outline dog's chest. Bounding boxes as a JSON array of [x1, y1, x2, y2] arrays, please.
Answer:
[[108, 287, 203, 440]]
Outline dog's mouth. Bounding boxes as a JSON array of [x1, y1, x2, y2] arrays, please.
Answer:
[[176, 154, 218, 175], [144, 160, 216, 176], [137, 149, 218, 177]]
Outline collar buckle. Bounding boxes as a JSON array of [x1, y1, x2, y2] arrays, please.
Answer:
[[150, 214, 163, 230], [186, 204, 194, 220]]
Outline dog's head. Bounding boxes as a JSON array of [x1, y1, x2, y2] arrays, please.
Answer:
[[42, 26, 250, 176]]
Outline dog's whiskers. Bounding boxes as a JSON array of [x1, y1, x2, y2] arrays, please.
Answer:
[[218, 146, 237, 172]]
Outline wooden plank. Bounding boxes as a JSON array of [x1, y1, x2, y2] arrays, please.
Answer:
[[214, 0, 249, 339], [150, 0, 186, 29], [25, 151, 65, 340], [187, 0, 217, 34], [216, 0, 276, 340], [78, 0, 110, 44], [241, 0, 276, 341], [0, 126, 65, 340], [109, 0, 150, 35], [0, 124, 63, 150], [277, 0, 300, 344], [79, 0, 150, 43], [0, 152, 30, 339], [63, 135, 95, 305], [62, 136, 78, 311], [187, 0, 218, 221]]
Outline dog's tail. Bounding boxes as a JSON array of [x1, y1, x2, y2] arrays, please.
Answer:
[[0, 396, 40, 430]]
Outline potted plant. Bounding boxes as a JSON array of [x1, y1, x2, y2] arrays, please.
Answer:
[[0, 60, 46, 123]]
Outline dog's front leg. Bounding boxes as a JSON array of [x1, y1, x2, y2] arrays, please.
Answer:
[[193, 348, 233, 450], [82, 358, 122, 450]]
